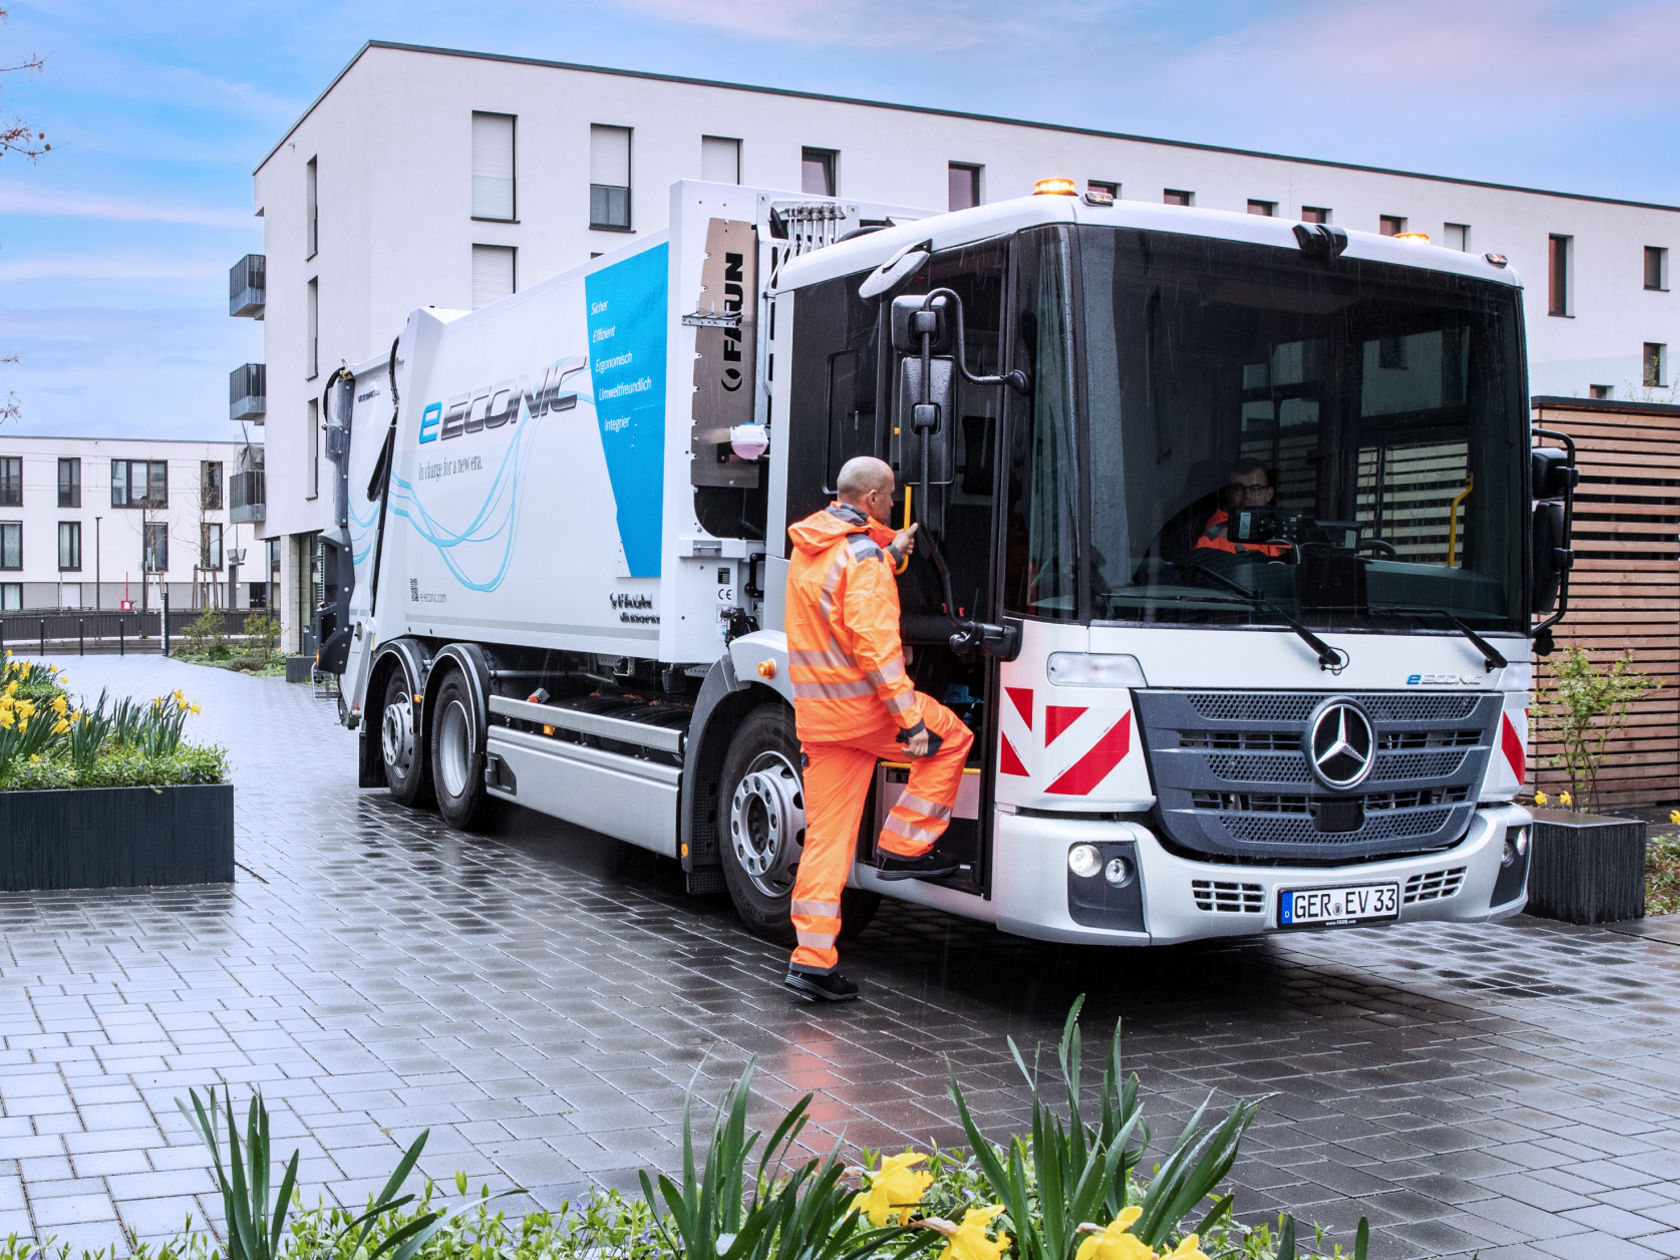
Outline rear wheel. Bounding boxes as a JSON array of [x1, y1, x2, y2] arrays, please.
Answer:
[[430, 671, 491, 831], [717, 706, 880, 945], [379, 670, 428, 805]]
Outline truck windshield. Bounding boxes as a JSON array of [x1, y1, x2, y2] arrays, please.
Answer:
[[1079, 226, 1528, 635]]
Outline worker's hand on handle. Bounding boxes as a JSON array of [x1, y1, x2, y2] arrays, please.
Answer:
[[903, 728, 930, 758], [891, 522, 919, 563]]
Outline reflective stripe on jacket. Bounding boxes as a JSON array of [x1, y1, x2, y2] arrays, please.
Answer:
[[786, 503, 922, 742]]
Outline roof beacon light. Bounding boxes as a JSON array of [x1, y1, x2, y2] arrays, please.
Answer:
[[1394, 231, 1431, 245], [1484, 252, 1509, 267], [1034, 177, 1078, 197]]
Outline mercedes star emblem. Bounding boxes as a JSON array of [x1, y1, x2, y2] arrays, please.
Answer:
[[1305, 698, 1376, 790]]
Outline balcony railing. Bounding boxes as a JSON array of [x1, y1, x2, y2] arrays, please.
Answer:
[[229, 469, 265, 523], [230, 254, 265, 318], [230, 363, 266, 423]]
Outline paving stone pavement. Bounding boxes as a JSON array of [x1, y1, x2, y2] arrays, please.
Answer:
[[5, 653, 1680, 1259]]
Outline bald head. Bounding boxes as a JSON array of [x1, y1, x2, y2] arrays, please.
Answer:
[[835, 456, 896, 525]]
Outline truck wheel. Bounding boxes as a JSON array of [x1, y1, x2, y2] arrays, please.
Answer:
[[717, 706, 880, 946], [379, 671, 428, 805], [430, 671, 490, 831]]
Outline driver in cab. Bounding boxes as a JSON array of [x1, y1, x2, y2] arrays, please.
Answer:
[[1196, 459, 1287, 558]]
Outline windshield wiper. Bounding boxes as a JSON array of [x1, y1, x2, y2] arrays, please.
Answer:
[[1142, 561, 1348, 674], [1420, 609, 1508, 673]]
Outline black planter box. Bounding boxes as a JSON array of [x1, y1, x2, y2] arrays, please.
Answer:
[[0, 783, 234, 892], [285, 655, 313, 683], [1528, 807, 1646, 924]]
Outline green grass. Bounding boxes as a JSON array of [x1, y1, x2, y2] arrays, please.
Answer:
[[1648, 831, 1680, 915]]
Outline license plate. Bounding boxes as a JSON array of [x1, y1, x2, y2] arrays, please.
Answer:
[[1278, 882, 1399, 928]]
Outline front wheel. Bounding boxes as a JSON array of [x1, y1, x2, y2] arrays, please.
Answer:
[[430, 671, 491, 831], [716, 706, 880, 945], [379, 670, 429, 806]]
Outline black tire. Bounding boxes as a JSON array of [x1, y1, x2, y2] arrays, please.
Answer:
[[717, 706, 881, 945], [378, 669, 428, 806], [430, 670, 491, 831]]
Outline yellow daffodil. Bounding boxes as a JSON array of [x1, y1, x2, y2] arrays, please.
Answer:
[[4, 680, 16, 698], [18, 718, 28, 733], [1076, 1208, 1153, 1260], [853, 1152, 933, 1227], [189, 703, 202, 716], [0, 709, 13, 730], [1670, 809, 1680, 827], [29, 754, 40, 764], [51, 695, 68, 715], [1560, 791, 1573, 807], [1533, 790, 1548, 806], [1162, 1237, 1209, 1260], [47, 664, 57, 674], [937, 1206, 1010, 1260], [52, 717, 69, 735]]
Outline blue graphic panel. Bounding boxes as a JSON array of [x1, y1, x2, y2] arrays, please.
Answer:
[[586, 245, 669, 578]]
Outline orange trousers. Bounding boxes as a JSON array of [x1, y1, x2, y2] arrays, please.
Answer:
[[789, 694, 973, 973]]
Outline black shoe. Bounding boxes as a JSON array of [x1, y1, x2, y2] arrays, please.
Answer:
[[784, 968, 860, 1002], [875, 850, 962, 881]]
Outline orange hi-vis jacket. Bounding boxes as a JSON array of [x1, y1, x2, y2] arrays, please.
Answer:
[[786, 503, 924, 743]]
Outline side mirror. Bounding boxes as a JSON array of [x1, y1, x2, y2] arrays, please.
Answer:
[[891, 294, 957, 487], [1531, 446, 1578, 500], [1530, 501, 1569, 614]]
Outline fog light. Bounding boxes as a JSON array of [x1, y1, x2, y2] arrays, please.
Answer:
[[1104, 857, 1133, 887], [1501, 839, 1517, 867], [1068, 844, 1102, 878], [1513, 825, 1530, 857]]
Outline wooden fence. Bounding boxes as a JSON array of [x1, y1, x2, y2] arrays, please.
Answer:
[[1531, 397, 1680, 808]]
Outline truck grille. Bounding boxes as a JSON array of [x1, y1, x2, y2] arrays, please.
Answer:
[[1404, 866, 1467, 903], [1191, 879, 1265, 913], [1133, 690, 1502, 862]]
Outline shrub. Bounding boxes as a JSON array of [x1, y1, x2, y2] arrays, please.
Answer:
[[1536, 646, 1661, 810], [184, 606, 228, 656]]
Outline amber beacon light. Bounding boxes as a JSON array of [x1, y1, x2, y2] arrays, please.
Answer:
[[1033, 177, 1079, 196]]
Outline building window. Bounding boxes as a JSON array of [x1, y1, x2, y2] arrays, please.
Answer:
[[1442, 223, 1470, 251], [589, 124, 632, 230], [143, 521, 168, 573], [0, 521, 19, 570], [1646, 343, 1668, 389], [1646, 246, 1669, 292], [947, 163, 982, 211], [201, 460, 223, 510], [0, 583, 18, 610], [305, 398, 320, 500], [307, 277, 319, 378], [701, 135, 741, 184], [201, 522, 223, 571], [1247, 199, 1276, 217], [1162, 189, 1193, 206], [58, 520, 80, 571], [1088, 180, 1119, 200], [471, 244, 516, 309], [1589, 384, 1613, 399], [1547, 235, 1572, 316], [305, 156, 318, 258], [471, 111, 516, 221], [0, 456, 20, 506], [111, 459, 167, 508], [801, 147, 837, 196], [1300, 206, 1331, 224], [1379, 215, 1406, 237], [57, 457, 80, 507]]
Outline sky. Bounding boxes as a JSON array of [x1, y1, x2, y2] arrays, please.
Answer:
[[1, 0, 1677, 441]]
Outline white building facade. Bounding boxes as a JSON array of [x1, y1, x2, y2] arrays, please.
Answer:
[[0, 436, 266, 613], [242, 41, 1680, 650]]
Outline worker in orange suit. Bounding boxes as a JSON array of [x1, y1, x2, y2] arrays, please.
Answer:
[[783, 456, 974, 1002]]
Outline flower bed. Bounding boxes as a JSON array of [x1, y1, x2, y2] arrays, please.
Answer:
[[0, 1003, 1370, 1260], [0, 654, 233, 890]]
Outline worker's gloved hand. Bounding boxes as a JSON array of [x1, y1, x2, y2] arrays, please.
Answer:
[[904, 728, 930, 758]]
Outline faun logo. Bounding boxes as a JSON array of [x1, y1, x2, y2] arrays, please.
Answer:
[[610, 593, 654, 610], [418, 356, 588, 444]]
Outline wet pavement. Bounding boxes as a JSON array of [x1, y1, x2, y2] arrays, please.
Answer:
[[4, 654, 1680, 1259]]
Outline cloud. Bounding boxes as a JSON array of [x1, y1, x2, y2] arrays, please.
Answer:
[[0, 253, 228, 282], [0, 187, 252, 228]]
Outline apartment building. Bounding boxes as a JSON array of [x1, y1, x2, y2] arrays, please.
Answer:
[[239, 41, 1680, 650], [0, 436, 265, 612]]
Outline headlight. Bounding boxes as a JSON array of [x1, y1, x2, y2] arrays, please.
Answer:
[[1068, 844, 1102, 878], [1047, 653, 1148, 688], [1512, 825, 1530, 857]]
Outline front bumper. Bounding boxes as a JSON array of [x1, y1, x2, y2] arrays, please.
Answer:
[[992, 803, 1530, 945]]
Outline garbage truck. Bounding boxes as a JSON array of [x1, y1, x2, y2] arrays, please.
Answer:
[[318, 176, 1578, 946]]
